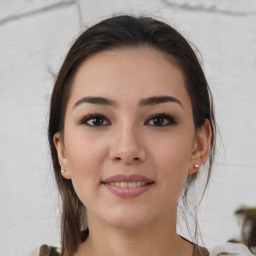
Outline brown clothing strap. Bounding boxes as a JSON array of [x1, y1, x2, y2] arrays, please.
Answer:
[[194, 244, 210, 256], [39, 245, 60, 256]]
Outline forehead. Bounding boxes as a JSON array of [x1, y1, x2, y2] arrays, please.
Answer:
[[68, 47, 190, 108]]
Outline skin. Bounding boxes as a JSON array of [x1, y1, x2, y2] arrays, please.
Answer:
[[54, 47, 212, 256]]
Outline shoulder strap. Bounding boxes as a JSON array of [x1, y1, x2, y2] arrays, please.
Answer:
[[39, 245, 60, 256], [194, 245, 210, 256]]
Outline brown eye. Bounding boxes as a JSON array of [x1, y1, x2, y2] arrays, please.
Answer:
[[152, 117, 164, 126], [90, 117, 104, 126], [79, 114, 110, 127], [145, 113, 177, 126]]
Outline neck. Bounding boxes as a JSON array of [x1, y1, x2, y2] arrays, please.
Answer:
[[77, 212, 193, 256]]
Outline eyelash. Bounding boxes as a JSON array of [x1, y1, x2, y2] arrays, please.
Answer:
[[145, 113, 178, 126], [78, 112, 177, 127], [78, 113, 110, 127]]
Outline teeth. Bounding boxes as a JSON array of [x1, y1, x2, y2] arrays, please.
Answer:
[[115, 182, 120, 187], [128, 182, 136, 188], [109, 181, 147, 188], [120, 182, 127, 188]]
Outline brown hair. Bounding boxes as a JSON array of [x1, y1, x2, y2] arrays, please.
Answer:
[[48, 15, 216, 255]]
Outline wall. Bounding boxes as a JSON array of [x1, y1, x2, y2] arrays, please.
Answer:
[[0, 1, 256, 255]]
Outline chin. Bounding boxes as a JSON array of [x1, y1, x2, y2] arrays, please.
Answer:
[[108, 218, 150, 231], [103, 206, 154, 230]]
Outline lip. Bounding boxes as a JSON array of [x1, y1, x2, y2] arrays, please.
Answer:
[[102, 174, 154, 198], [102, 174, 153, 183]]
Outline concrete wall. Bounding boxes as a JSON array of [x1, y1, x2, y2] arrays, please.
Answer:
[[0, 1, 256, 255]]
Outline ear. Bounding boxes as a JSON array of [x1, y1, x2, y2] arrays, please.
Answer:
[[189, 120, 212, 174], [53, 132, 71, 179]]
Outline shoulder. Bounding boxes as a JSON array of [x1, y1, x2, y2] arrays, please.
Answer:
[[208, 242, 254, 256], [25, 248, 40, 256]]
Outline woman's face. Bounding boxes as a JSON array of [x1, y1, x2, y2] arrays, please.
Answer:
[[55, 47, 209, 230]]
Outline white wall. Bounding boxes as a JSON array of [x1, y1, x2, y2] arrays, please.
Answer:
[[0, 1, 256, 255]]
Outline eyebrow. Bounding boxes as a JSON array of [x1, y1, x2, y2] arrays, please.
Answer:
[[139, 96, 183, 107], [73, 96, 117, 109], [73, 95, 183, 110]]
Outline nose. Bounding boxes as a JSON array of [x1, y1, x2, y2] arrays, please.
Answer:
[[109, 125, 146, 165]]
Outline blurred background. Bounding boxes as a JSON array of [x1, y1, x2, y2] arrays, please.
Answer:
[[0, 0, 256, 255]]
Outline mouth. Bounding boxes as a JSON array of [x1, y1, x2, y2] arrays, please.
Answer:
[[105, 181, 150, 188], [102, 174, 154, 198]]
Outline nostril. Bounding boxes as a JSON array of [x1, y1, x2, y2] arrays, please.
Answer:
[[113, 156, 140, 162]]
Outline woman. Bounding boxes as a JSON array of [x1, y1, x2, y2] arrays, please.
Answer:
[[34, 15, 253, 256]]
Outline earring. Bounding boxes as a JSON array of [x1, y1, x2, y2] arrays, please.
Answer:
[[61, 169, 65, 174], [193, 164, 199, 169]]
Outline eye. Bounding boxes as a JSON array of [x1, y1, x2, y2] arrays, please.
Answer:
[[145, 113, 177, 126], [79, 114, 110, 127]]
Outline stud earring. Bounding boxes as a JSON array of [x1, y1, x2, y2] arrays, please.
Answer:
[[193, 164, 199, 169], [61, 169, 65, 174]]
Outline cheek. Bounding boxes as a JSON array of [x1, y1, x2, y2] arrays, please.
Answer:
[[151, 135, 193, 196], [64, 136, 108, 206], [63, 132, 110, 202], [152, 132, 193, 169], [65, 130, 108, 170]]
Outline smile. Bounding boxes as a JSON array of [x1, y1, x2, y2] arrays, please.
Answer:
[[102, 174, 154, 198], [108, 181, 147, 188]]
